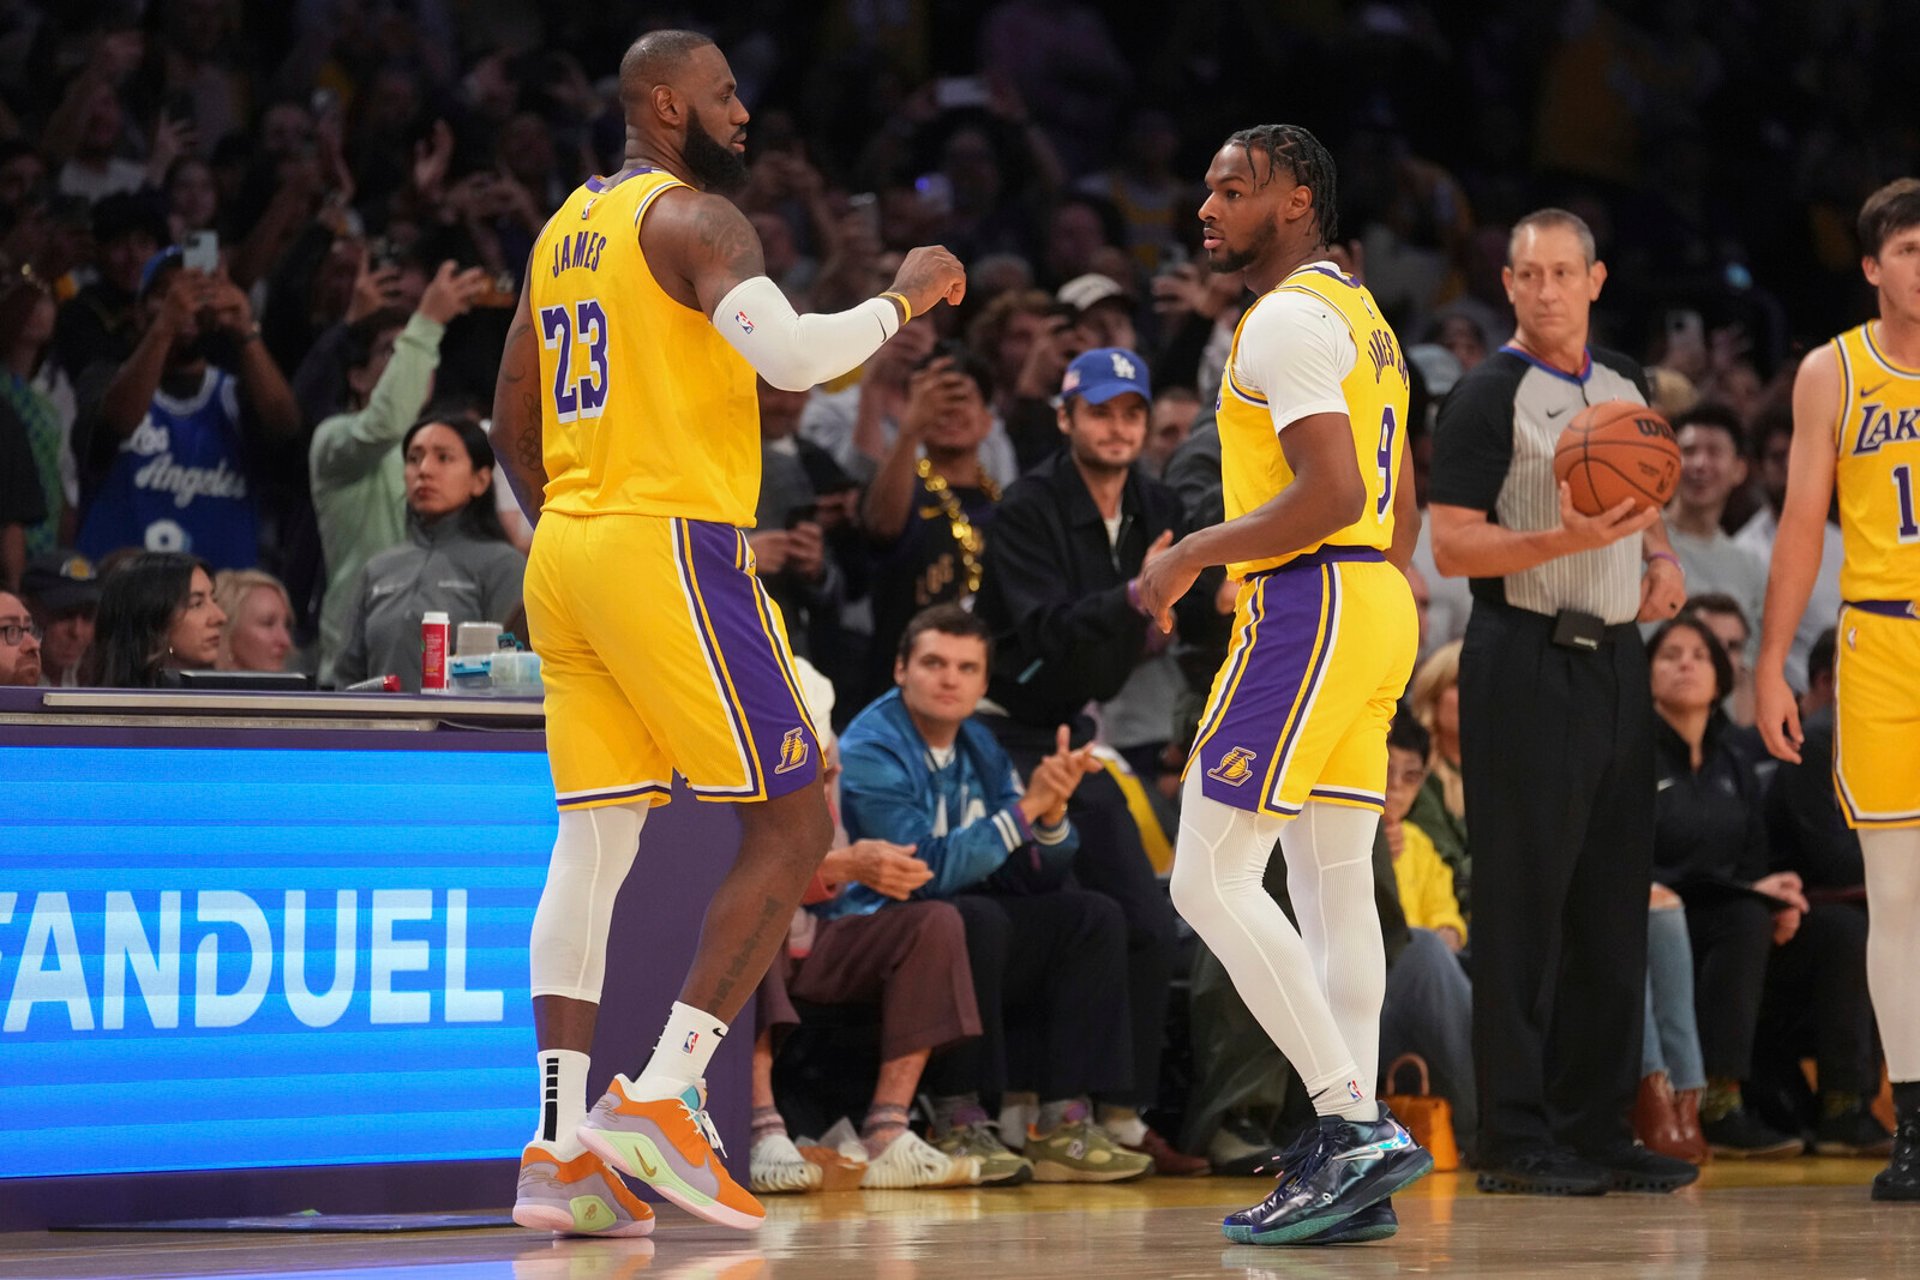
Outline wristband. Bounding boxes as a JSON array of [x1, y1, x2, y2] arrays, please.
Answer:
[[1126, 577, 1150, 616], [880, 291, 912, 324], [1644, 551, 1680, 572]]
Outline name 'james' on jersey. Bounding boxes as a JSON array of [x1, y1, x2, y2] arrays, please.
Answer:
[[1216, 264, 1410, 579], [529, 167, 761, 527]]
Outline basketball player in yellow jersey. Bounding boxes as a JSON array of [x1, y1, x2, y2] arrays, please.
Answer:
[[488, 29, 965, 1236], [1756, 177, 1920, 1203], [1138, 124, 1430, 1246]]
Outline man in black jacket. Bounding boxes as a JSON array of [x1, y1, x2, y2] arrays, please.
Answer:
[[971, 346, 1208, 1174]]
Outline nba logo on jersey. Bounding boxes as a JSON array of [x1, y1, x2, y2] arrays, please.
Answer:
[[734, 310, 755, 334], [774, 727, 810, 774], [1207, 747, 1258, 787], [682, 1031, 700, 1054]]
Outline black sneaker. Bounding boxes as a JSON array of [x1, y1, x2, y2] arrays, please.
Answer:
[[1872, 1113, 1920, 1202], [1702, 1107, 1802, 1159], [1813, 1104, 1895, 1157], [1580, 1142, 1700, 1193], [1474, 1146, 1610, 1196], [1220, 1112, 1433, 1245], [1306, 1198, 1397, 1244]]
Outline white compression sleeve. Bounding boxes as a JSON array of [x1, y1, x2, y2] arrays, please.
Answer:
[[529, 802, 647, 1002], [1278, 800, 1387, 1099], [1862, 828, 1920, 1081], [712, 275, 899, 392], [1169, 771, 1364, 1102]]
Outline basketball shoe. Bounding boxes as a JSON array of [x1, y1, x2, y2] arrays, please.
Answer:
[[1221, 1110, 1432, 1245], [512, 1143, 656, 1237], [578, 1075, 765, 1230]]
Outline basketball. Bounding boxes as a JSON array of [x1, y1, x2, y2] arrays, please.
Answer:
[[1552, 401, 1681, 515]]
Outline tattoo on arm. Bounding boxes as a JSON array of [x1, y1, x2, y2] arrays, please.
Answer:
[[688, 197, 766, 310]]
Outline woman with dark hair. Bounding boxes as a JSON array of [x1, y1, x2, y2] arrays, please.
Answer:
[[333, 411, 524, 691], [83, 551, 226, 687], [1647, 614, 1809, 1159]]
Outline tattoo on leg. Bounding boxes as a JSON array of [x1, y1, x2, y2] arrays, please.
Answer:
[[710, 893, 786, 1009]]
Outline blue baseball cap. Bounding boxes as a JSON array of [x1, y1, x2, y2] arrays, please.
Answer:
[[138, 245, 183, 300], [1060, 347, 1151, 405]]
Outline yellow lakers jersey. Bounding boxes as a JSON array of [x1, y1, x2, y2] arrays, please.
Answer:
[[1217, 264, 1410, 578], [530, 167, 760, 526], [1831, 323, 1920, 601]]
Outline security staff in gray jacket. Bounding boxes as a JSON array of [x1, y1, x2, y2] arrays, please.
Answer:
[[334, 412, 524, 690]]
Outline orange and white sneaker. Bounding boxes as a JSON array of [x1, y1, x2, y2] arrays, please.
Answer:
[[578, 1076, 766, 1231], [512, 1143, 655, 1237]]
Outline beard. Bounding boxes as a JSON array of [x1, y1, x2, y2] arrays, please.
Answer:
[[684, 113, 748, 194], [1208, 216, 1279, 275]]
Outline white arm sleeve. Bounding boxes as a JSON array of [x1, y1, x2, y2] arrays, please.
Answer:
[[712, 275, 900, 392], [1231, 290, 1357, 434]]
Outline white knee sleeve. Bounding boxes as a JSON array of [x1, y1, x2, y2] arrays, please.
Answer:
[[1862, 828, 1920, 1081], [529, 802, 647, 1003], [1281, 802, 1387, 1092], [1169, 771, 1360, 1095]]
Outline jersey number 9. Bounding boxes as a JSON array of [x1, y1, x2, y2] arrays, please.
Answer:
[[541, 299, 610, 424]]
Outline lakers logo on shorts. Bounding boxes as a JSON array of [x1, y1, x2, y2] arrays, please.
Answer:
[[1207, 747, 1259, 787], [774, 727, 810, 775]]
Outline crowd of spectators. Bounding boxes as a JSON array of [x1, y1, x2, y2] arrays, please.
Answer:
[[0, 0, 1910, 1185]]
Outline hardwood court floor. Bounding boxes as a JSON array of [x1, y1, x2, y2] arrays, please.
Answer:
[[6, 1159, 1919, 1279]]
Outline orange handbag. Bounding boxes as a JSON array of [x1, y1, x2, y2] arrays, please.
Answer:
[[1382, 1053, 1460, 1172]]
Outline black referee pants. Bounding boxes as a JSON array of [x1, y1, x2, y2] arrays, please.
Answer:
[[1462, 602, 1653, 1159]]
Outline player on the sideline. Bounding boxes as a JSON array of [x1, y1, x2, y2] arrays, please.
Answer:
[[1755, 176, 1920, 1204], [489, 29, 964, 1235], [1138, 124, 1431, 1246]]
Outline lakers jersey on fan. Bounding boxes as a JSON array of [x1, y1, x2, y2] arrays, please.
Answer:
[[1217, 263, 1410, 578], [1831, 322, 1920, 602], [530, 167, 760, 526]]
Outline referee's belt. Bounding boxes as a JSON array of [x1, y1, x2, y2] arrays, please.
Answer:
[[1248, 545, 1386, 578], [1845, 598, 1920, 620]]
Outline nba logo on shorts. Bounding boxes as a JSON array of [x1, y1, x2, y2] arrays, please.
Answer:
[[682, 1031, 699, 1054], [1207, 746, 1258, 787], [774, 727, 809, 774]]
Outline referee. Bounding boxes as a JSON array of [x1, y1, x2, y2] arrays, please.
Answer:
[[1428, 209, 1697, 1196]]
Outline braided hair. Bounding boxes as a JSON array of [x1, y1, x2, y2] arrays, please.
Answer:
[[1224, 124, 1339, 246]]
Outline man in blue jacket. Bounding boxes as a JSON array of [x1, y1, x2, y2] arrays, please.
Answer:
[[827, 603, 1153, 1184]]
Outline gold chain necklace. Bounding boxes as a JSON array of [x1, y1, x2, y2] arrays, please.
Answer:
[[917, 457, 1001, 595]]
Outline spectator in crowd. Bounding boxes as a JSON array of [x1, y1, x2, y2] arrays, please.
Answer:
[[1646, 615, 1808, 1158], [1639, 868, 1710, 1165], [309, 264, 490, 684], [52, 192, 165, 390], [212, 568, 294, 673], [19, 550, 99, 687], [1664, 403, 1769, 649], [1732, 406, 1844, 692], [1685, 592, 1758, 728], [862, 344, 1000, 700], [965, 287, 1054, 422], [77, 252, 301, 570], [752, 376, 852, 673], [82, 549, 225, 687], [1759, 627, 1890, 1156], [0, 361, 44, 590], [1056, 272, 1139, 354], [1142, 386, 1199, 480], [972, 346, 1203, 1170], [1433, 309, 1490, 372], [1407, 641, 1470, 917], [0, 590, 41, 686], [751, 664, 984, 1194], [1384, 714, 1466, 953], [828, 605, 1156, 1183], [333, 413, 523, 691], [1, 266, 73, 558], [1075, 110, 1188, 273]]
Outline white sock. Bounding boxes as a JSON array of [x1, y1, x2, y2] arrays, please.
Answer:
[[1279, 800, 1386, 1121], [1862, 828, 1920, 1080], [1099, 1105, 1148, 1146], [1169, 772, 1370, 1119], [630, 1001, 729, 1100], [998, 1092, 1037, 1149], [532, 1048, 590, 1156]]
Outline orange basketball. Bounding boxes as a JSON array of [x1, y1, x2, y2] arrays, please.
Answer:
[[1552, 401, 1681, 516]]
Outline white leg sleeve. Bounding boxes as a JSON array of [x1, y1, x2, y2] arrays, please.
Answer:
[[1280, 801, 1387, 1096], [1169, 771, 1360, 1097], [1862, 828, 1920, 1082], [529, 802, 647, 1002]]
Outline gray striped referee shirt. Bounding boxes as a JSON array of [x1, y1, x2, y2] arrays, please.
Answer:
[[1428, 344, 1653, 624]]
